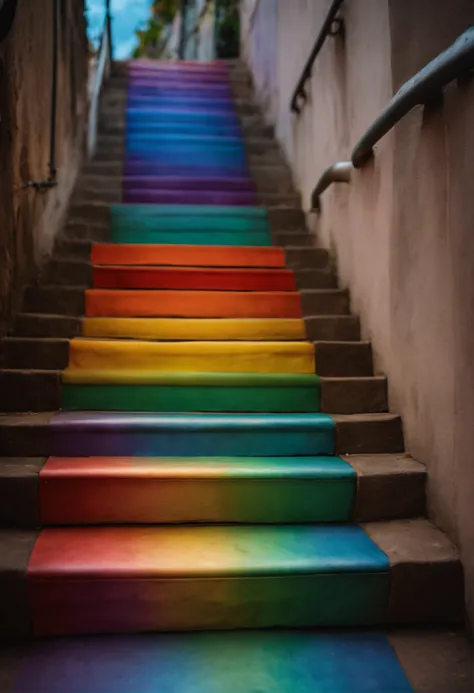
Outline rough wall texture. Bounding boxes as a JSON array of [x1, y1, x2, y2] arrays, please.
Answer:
[[242, 0, 474, 627], [0, 0, 88, 335]]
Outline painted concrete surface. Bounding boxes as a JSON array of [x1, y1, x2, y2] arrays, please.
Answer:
[[241, 0, 474, 628]]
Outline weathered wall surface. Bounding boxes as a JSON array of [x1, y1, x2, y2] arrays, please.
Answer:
[[0, 0, 88, 335], [242, 0, 474, 626]]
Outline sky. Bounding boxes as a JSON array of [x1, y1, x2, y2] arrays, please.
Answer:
[[86, 0, 153, 59]]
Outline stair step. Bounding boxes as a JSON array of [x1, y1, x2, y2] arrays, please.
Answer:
[[23, 285, 349, 318], [76, 188, 299, 208], [2, 338, 69, 369], [61, 371, 321, 413], [84, 289, 301, 318], [23, 286, 85, 316], [38, 455, 353, 524], [91, 265, 298, 291], [40, 260, 91, 286], [91, 243, 286, 267], [274, 232, 317, 246], [66, 340, 315, 374], [0, 519, 462, 636], [0, 412, 403, 456], [11, 314, 359, 343], [25, 524, 392, 634], [82, 317, 306, 341], [7, 630, 432, 693], [13, 313, 82, 338], [0, 371, 61, 412], [284, 246, 329, 269], [0, 368, 385, 414], [84, 288, 347, 319], [0, 453, 425, 527]]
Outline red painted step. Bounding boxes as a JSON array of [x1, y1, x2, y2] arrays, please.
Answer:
[[92, 266, 296, 291]]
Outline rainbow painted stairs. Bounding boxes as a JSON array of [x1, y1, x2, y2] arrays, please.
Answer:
[[0, 59, 464, 692]]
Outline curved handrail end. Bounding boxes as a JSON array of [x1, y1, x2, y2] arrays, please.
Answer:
[[311, 161, 353, 211]]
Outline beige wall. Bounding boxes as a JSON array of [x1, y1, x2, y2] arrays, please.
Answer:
[[0, 0, 89, 335], [242, 0, 474, 626]]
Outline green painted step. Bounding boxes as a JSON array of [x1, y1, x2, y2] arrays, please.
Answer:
[[61, 372, 321, 412]]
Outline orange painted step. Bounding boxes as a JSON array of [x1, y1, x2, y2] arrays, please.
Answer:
[[85, 289, 303, 318], [92, 266, 296, 291], [91, 244, 285, 268]]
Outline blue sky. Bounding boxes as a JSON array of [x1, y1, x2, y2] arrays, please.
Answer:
[[86, 0, 153, 59]]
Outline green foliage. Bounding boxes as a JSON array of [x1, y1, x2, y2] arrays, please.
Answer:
[[133, 0, 179, 58], [216, 0, 239, 58]]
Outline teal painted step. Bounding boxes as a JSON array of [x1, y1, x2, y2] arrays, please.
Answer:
[[110, 204, 272, 245], [50, 413, 336, 457], [61, 373, 321, 413], [40, 456, 355, 524], [111, 229, 272, 246], [11, 631, 412, 693], [111, 205, 268, 219]]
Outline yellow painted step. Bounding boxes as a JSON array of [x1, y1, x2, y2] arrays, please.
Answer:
[[68, 339, 315, 374], [82, 317, 306, 341]]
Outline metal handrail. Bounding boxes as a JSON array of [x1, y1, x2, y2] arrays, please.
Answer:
[[290, 0, 345, 114], [87, 10, 113, 159], [311, 26, 474, 209], [311, 161, 352, 211], [352, 26, 474, 167]]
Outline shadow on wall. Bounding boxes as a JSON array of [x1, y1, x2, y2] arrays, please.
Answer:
[[0, 0, 89, 336]]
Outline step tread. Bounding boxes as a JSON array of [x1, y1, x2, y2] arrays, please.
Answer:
[[27, 524, 389, 579], [41, 455, 351, 479], [7, 629, 464, 693]]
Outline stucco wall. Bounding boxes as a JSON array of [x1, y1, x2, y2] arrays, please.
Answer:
[[242, 0, 474, 626], [0, 0, 88, 335]]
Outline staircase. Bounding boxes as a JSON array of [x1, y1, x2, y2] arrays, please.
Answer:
[[0, 59, 465, 692]]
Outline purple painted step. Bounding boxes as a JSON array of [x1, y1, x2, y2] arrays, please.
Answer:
[[123, 189, 258, 206], [124, 163, 249, 178], [123, 176, 256, 192]]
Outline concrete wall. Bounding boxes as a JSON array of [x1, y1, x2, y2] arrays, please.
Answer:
[[242, 0, 474, 626], [0, 0, 88, 335]]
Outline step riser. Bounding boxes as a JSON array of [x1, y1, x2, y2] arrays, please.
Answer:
[[61, 383, 321, 413], [28, 573, 389, 636], [66, 341, 315, 375], [85, 291, 303, 319], [48, 428, 334, 458], [91, 267, 297, 292], [38, 475, 353, 524]]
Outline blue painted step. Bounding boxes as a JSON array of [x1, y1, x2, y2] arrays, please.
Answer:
[[49, 413, 335, 457], [11, 632, 411, 693]]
